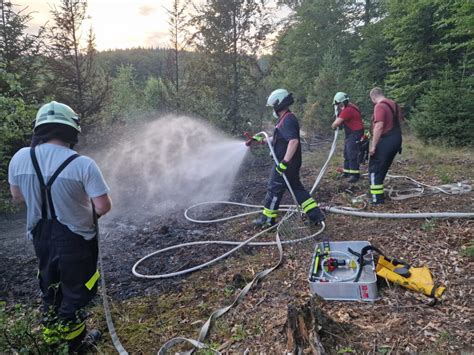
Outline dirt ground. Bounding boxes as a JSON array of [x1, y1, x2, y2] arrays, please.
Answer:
[[1, 135, 473, 354]]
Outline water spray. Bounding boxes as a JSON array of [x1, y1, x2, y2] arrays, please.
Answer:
[[99, 121, 473, 354]]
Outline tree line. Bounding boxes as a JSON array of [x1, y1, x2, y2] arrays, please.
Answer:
[[1, 0, 473, 207]]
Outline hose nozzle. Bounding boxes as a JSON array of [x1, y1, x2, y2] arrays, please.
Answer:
[[244, 131, 253, 146]]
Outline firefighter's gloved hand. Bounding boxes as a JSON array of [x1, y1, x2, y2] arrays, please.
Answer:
[[252, 134, 264, 143], [276, 161, 288, 175]]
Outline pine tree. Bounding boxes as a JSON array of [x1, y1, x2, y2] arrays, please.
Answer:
[[383, 0, 472, 114], [144, 76, 173, 112], [0, 65, 36, 204], [106, 64, 141, 122], [269, 0, 360, 111], [0, 0, 43, 99], [410, 67, 474, 146], [46, 0, 109, 120], [165, 0, 189, 109], [303, 46, 347, 134], [189, 0, 271, 133]]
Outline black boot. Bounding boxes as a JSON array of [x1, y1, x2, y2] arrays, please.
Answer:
[[252, 214, 276, 228], [370, 194, 385, 204], [306, 207, 326, 225], [73, 329, 102, 354], [347, 175, 359, 183]]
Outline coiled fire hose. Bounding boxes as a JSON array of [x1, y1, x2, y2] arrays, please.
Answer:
[[103, 128, 473, 354]]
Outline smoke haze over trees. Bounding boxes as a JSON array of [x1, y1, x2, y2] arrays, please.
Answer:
[[1, 0, 473, 208]]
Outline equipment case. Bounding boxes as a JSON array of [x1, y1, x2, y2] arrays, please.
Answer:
[[308, 241, 379, 301]]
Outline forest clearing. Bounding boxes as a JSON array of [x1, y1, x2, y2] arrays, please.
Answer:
[[1, 0, 473, 354], [1, 134, 473, 353]]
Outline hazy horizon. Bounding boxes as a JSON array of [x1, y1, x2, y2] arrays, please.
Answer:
[[17, 0, 290, 52]]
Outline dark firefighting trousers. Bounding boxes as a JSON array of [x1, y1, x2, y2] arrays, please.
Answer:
[[368, 131, 402, 203], [261, 164, 319, 222], [343, 129, 364, 178], [30, 147, 99, 349]]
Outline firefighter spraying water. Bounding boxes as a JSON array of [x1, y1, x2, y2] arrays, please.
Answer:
[[246, 88, 326, 227]]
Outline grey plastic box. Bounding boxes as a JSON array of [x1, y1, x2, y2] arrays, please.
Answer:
[[308, 241, 379, 301]]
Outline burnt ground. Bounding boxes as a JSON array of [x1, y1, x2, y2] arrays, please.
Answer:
[[1, 135, 473, 354]]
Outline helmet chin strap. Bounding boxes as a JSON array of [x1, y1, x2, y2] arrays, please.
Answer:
[[273, 110, 279, 119]]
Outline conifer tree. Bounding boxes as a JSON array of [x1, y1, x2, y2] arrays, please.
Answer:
[[270, 0, 359, 111], [383, 0, 472, 113], [47, 0, 109, 120], [410, 67, 473, 146], [0, 0, 43, 99], [189, 0, 270, 133], [165, 0, 189, 109]]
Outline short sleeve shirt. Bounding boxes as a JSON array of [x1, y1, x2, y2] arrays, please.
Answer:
[[8, 143, 110, 240], [339, 103, 364, 132], [273, 111, 302, 167], [373, 99, 401, 135]]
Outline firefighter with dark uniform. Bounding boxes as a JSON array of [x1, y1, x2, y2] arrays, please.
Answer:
[[368, 87, 403, 204], [8, 101, 112, 351], [252, 89, 326, 226], [331, 92, 365, 183]]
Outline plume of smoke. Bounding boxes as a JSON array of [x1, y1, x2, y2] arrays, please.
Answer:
[[95, 115, 248, 219]]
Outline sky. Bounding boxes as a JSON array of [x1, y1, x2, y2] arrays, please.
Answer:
[[17, 0, 178, 50], [17, 0, 289, 51]]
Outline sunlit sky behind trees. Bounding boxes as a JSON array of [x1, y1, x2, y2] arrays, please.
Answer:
[[18, 0, 288, 50]]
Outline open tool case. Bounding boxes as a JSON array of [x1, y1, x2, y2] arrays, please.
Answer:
[[308, 241, 379, 301]]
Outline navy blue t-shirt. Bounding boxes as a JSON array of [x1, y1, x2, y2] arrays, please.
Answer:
[[272, 111, 302, 168]]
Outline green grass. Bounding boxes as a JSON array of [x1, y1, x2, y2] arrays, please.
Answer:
[[302, 133, 474, 189], [400, 135, 473, 183], [0, 302, 69, 354], [337, 346, 356, 353], [421, 219, 436, 231], [231, 324, 246, 342], [462, 239, 474, 258]]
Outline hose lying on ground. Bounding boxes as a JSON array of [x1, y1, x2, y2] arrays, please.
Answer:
[[110, 128, 474, 354], [323, 206, 474, 219], [146, 130, 340, 354], [133, 129, 339, 280], [385, 175, 472, 200]]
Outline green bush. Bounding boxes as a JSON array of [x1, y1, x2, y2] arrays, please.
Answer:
[[0, 302, 68, 354], [0, 68, 36, 212], [410, 69, 474, 147]]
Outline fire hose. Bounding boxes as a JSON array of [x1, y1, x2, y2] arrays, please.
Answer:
[[133, 131, 325, 280], [139, 131, 328, 353], [104, 127, 473, 354]]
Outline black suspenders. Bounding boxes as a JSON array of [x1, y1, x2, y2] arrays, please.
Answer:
[[30, 146, 80, 220], [380, 101, 401, 130]]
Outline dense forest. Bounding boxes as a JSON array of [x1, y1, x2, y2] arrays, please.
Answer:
[[1, 0, 473, 208]]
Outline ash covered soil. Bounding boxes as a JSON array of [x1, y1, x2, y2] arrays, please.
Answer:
[[1, 137, 473, 354]]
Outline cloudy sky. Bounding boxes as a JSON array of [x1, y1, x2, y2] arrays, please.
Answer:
[[18, 0, 192, 50], [18, 0, 288, 51]]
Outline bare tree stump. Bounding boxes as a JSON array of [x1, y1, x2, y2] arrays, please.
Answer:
[[285, 296, 326, 355]]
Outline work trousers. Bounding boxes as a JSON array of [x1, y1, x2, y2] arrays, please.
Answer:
[[32, 218, 99, 347], [368, 132, 402, 203], [343, 130, 364, 177], [261, 165, 317, 222]]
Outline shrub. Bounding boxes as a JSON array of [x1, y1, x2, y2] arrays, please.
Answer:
[[410, 69, 474, 147]]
